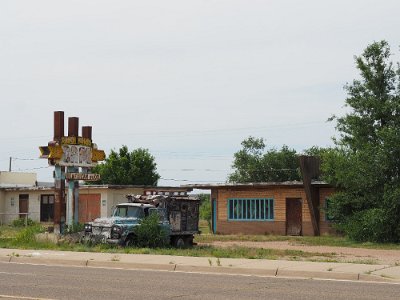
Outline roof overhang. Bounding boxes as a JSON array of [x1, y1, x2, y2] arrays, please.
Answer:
[[183, 180, 331, 190]]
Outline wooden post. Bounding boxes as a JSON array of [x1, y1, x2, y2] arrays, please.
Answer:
[[67, 117, 79, 226], [53, 111, 65, 234], [299, 156, 321, 236]]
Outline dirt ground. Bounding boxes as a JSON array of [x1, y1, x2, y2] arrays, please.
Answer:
[[203, 241, 400, 265]]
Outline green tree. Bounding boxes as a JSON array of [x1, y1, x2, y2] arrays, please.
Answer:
[[229, 136, 301, 183], [326, 41, 400, 242], [92, 145, 160, 185]]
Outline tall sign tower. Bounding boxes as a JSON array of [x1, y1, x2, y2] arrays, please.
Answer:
[[39, 111, 105, 233]]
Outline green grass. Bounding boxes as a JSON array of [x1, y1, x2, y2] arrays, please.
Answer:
[[1, 224, 398, 263], [0, 225, 336, 261]]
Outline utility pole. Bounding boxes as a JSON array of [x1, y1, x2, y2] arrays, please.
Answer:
[[9, 157, 11, 172]]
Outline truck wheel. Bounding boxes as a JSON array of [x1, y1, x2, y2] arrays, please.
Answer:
[[124, 235, 135, 247], [174, 236, 186, 248], [184, 236, 193, 247]]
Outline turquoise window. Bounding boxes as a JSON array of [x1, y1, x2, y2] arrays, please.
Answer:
[[228, 198, 274, 221]]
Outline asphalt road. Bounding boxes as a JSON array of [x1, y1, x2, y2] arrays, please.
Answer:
[[0, 262, 399, 300]]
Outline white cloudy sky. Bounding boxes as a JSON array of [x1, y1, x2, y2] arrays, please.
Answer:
[[1, 0, 399, 186]]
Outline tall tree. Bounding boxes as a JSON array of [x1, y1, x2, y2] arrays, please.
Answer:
[[325, 41, 400, 242], [229, 136, 300, 183], [92, 145, 160, 185]]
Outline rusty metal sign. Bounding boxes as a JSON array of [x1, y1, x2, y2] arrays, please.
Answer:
[[65, 173, 101, 181]]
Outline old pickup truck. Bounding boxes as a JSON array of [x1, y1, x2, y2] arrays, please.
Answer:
[[82, 192, 200, 247]]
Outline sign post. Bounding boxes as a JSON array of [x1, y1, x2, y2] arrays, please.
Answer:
[[39, 111, 105, 232]]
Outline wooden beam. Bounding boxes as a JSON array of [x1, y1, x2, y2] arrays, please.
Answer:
[[299, 156, 321, 236]]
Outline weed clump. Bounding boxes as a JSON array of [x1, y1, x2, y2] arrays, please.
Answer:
[[133, 213, 170, 248], [12, 218, 37, 227], [13, 225, 44, 245]]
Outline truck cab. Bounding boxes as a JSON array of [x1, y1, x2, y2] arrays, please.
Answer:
[[83, 194, 200, 247]]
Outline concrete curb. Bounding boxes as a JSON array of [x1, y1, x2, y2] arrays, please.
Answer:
[[1, 255, 397, 283], [10, 256, 87, 267], [86, 260, 176, 271], [0, 256, 11, 263]]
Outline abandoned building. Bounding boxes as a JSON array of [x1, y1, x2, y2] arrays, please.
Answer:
[[0, 171, 192, 225], [186, 156, 336, 236]]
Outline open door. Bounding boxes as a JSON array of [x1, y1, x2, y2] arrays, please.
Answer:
[[286, 198, 302, 236]]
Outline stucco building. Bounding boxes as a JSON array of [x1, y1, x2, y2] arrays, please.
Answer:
[[0, 171, 191, 225]]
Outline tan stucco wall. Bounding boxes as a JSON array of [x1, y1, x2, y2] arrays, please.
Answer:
[[0, 185, 191, 224], [1, 191, 43, 224], [0, 190, 5, 224], [0, 172, 36, 185]]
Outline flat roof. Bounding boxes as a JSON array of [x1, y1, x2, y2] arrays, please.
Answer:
[[183, 180, 330, 189], [2, 184, 193, 192]]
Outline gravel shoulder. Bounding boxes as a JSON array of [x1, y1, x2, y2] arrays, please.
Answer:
[[202, 241, 400, 265]]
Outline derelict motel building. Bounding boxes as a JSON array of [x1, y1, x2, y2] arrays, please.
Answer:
[[0, 112, 335, 236], [1, 157, 335, 237]]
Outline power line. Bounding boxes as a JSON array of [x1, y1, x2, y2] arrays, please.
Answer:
[[160, 168, 227, 172], [12, 157, 41, 161], [0, 120, 327, 141], [15, 166, 51, 172], [160, 177, 224, 183]]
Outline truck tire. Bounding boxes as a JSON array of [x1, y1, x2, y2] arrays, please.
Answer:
[[173, 236, 193, 248], [173, 236, 186, 248], [124, 235, 135, 247], [184, 236, 193, 247]]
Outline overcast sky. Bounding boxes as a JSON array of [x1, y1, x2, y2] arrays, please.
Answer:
[[1, 0, 399, 186]]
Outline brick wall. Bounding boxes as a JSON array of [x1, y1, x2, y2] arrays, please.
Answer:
[[319, 187, 336, 235], [212, 185, 335, 236]]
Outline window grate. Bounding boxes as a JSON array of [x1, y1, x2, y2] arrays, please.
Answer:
[[228, 198, 274, 221]]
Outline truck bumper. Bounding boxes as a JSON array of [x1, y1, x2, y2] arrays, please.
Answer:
[[107, 238, 122, 245]]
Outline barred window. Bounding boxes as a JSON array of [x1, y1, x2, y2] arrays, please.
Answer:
[[228, 198, 274, 221]]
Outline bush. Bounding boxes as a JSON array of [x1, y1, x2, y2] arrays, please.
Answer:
[[13, 224, 44, 245], [66, 223, 85, 234], [341, 209, 393, 243], [133, 213, 169, 248], [12, 218, 37, 227]]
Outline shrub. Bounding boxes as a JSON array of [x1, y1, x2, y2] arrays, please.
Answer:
[[12, 218, 37, 227], [133, 213, 169, 248], [13, 224, 44, 245], [341, 209, 393, 243], [66, 223, 85, 234]]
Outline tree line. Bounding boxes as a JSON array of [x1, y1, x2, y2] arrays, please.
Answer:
[[92, 40, 400, 243]]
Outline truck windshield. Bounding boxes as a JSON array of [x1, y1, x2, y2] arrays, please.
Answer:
[[113, 206, 144, 218]]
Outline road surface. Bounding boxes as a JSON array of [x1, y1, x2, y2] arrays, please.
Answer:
[[0, 262, 398, 299]]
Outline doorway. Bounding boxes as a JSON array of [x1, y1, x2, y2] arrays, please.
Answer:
[[19, 194, 29, 219], [40, 195, 54, 222], [286, 198, 302, 236]]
